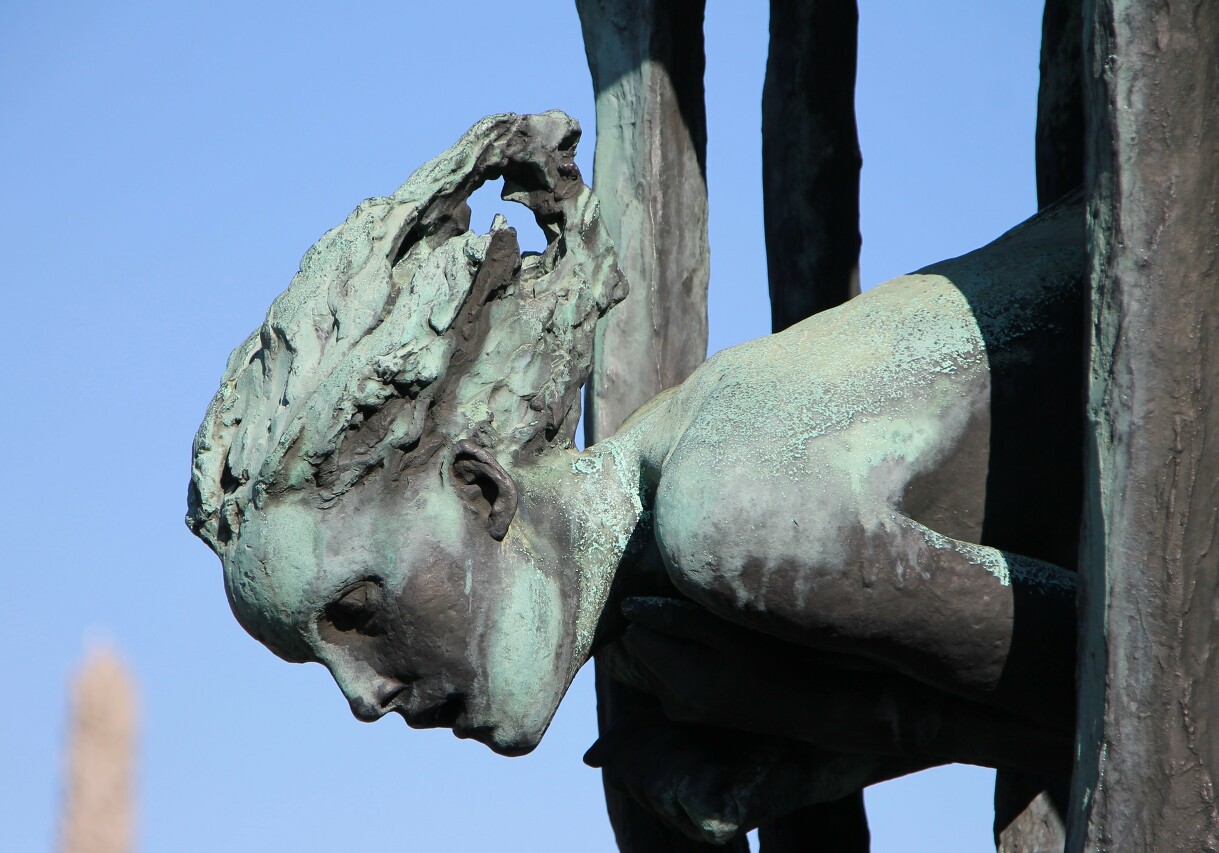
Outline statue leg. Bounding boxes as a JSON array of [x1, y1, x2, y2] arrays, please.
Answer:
[[758, 795, 870, 853]]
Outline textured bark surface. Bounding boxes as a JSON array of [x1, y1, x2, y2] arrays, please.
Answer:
[[1072, 0, 1219, 849], [59, 647, 137, 853], [577, 2, 719, 850], [762, 0, 862, 331]]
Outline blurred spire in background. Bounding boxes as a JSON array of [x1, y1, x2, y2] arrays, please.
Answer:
[[59, 644, 138, 853]]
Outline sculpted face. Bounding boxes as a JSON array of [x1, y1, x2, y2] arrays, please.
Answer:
[[188, 112, 628, 757], [223, 446, 579, 756]]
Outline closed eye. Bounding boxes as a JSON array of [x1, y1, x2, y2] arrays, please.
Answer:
[[324, 581, 385, 635]]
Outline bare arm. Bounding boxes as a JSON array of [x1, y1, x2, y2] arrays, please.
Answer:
[[599, 596, 1073, 775], [663, 507, 1077, 732]]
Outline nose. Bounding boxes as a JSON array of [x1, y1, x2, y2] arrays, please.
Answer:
[[347, 676, 406, 722], [324, 658, 408, 722]]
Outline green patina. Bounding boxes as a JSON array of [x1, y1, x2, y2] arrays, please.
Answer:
[[188, 112, 1080, 767], [189, 111, 624, 556]]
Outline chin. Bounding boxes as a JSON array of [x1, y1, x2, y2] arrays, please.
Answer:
[[487, 733, 541, 758], [457, 694, 561, 757], [455, 720, 544, 757]]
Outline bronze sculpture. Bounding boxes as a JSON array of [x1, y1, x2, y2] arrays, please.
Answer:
[[188, 110, 1082, 844]]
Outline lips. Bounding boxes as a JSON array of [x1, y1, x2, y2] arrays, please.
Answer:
[[453, 722, 496, 742], [388, 685, 512, 753], [399, 692, 466, 729]]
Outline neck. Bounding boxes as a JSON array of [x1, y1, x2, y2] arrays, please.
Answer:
[[512, 436, 649, 677]]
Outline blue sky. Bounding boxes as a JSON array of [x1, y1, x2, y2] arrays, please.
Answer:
[[0, 2, 1042, 850]]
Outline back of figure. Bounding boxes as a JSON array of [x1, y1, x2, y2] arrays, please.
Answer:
[[648, 197, 1084, 574]]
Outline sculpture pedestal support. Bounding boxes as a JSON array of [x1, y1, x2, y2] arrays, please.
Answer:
[[1073, 0, 1219, 848]]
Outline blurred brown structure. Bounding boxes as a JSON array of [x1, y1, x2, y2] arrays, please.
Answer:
[[59, 645, 138, 853]]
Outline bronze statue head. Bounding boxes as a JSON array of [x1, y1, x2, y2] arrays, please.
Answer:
[[187, 112, 628, 754]]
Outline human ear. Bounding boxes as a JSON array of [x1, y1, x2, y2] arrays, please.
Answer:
[[451, 440, 518, 541]]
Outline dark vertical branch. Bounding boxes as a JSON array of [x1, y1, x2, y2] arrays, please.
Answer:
[[758, 3, 870, 850], [577, 2, 723, 851], [992, 5, 1087, 849], [1036, 0, 1084, 208], [762, 0, 862, 332], [1071, 0, 1219, 849]]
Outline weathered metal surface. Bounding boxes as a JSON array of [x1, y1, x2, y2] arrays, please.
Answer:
[[1072, 0, 1219, 849], [576, 2, 718, 850], [759, 3, 871, 848], [188, 112, 630, 756], [762, 0, 862, 332], [994, 4, 1086, 848], [1035, 0, 1084, 209], [577, 0, 710, 444], [186, 119, 1085, 842], [760, 3, 868, 848]]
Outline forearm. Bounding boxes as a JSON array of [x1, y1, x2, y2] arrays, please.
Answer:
[[601, 602, 1073, 776], [841, 515, 1078, 732], [694, 512, 1078, 731], [764, 669, 1074, 777]]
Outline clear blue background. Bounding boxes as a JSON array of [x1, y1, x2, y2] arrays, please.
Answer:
[[0, 2, 1042, 850]]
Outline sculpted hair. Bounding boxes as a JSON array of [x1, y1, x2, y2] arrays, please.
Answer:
[[187, 112, 626, 553]]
